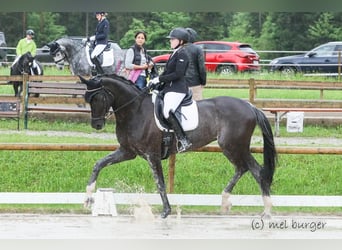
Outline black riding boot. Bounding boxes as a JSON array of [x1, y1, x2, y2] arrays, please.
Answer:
[[167, 111, 192, 152], [91, 57, 104, 76]]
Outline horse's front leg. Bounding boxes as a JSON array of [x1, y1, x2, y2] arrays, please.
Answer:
[[84, 148, 136, 208], [13, 82, 19, 97], [147, 157, 171, 219]]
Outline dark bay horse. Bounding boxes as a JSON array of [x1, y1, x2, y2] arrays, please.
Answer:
[[79, 74, 277, 219], [9, 51, 43, 97], [46, 37, 124, 76]]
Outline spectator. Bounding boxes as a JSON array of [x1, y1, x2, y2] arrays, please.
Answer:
[[149, 27, 191, 152], [124, 30, 154, 89], [184, 27, 207, 100]]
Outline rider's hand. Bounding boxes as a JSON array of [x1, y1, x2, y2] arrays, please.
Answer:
[[150, 77, 160, 85], [147, 77, 160, 91], [82, 37, 89, 44]]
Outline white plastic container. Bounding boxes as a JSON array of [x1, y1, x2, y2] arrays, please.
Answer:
[[286, 112, 304, 133]]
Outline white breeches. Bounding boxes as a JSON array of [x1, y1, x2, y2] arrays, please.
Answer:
[[163, 92, 186, 119], [91, 44, 106, 58]]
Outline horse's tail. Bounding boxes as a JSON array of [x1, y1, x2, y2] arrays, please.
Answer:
[[253, 106, 277, 187]]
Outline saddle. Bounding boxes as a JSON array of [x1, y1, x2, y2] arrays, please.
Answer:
[[154, 90, 194, 130], [152, 90, 199, 159]]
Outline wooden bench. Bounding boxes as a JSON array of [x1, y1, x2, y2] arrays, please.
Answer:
[[0, 96, 21, 130], [262, 107, 342, 137], [24, 82, 90, 129]]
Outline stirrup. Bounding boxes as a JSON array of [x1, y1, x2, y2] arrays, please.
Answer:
[[177, 139, 192, 153], [91, 67, 97, 76]]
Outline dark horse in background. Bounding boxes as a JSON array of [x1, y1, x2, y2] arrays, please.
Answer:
[[9, 51, 44, 97], [79, 74, 277, 219]]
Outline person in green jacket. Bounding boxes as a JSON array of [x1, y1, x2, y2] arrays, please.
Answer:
[[12, 29, 41, 74], [16, 29, 37, 57]]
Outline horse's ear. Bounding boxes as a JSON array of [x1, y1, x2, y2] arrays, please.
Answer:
[[78, 75, 102, 89], [46, 42, 53, 48]]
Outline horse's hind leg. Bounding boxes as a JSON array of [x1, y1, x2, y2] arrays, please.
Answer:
[[248, 160, 273, 219], [221, 169, 248, 214], [221, 145, 248, 213]]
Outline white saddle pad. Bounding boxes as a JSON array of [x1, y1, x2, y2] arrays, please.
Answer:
[[85, 45, 114, 67], [152, 92, 199, 132]]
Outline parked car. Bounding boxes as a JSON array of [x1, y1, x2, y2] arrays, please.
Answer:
[[152, 41, 260, 75], [0, 31, 7, 61], [269, 41, 342, 75]]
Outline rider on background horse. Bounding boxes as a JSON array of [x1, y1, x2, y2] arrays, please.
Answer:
[[88, 12, 109, 76], [149, 27, 192, 152], [12, 29, 41, 75]]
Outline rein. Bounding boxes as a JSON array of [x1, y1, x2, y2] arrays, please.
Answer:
[[53, 40, 85, 64], [87, 84, 147, 120]]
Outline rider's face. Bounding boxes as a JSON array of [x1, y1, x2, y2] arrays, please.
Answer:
[[170, 38, 180, 49], [96, 14, 102, 21]]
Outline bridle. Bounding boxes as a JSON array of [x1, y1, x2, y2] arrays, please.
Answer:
[[85, 86, 114, 122], [51, 41, 84, 65], [86, 84, 148, 122]]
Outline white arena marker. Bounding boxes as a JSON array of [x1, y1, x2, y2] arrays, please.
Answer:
[[92, 188, 117, 216]]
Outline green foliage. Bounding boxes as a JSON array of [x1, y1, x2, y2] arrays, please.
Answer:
[[2, 11, 342, 54], [227, 13, 257, 44], [308, 13, 342, 46]]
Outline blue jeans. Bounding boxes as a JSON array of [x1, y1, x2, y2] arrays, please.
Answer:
[[135, 75, 147, 90]]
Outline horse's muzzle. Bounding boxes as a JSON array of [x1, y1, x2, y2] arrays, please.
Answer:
[[91, 119, 105, 130]]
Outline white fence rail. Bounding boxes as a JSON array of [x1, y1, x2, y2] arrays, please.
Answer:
[[0, 193, 341, 207]]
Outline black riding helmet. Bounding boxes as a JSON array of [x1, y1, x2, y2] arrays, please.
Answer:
[[166, 27, 189, 43], [26, 29, 35, 37], [94, 12, 106, 16]]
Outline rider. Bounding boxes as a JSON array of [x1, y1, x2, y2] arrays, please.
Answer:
[[149, 27, 192, 152], [13, 29, 40, 74], [89, 12, 109, 76]]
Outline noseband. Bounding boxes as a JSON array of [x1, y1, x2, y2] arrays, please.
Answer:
[[85, 86, 114, 122], [86, 83, 147, 122], [52, 49, 67, 64]]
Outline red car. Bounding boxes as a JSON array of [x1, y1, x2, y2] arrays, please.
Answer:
[[152, 41, 260, 75]]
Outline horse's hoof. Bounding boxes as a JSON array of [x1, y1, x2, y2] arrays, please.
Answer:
[[160, 208, 171, 219], [84, 197, 94, 209], [220, 201, 232, 214], [261, 212, 272, 220]]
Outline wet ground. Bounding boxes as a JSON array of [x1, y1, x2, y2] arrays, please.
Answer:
[[0, 213, 341, 239]]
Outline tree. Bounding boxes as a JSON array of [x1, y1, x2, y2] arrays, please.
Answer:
[[227, 13, 257, 44], [0, 13, 24, 46], [26, 12, 66, 47], [187, 12, 230, 41], [308, 12, 342, 46]]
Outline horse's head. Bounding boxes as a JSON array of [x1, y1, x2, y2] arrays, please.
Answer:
[[46, 41, 66, 70], [79, 76, 113, 130], [17, 52, 35, 74]]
